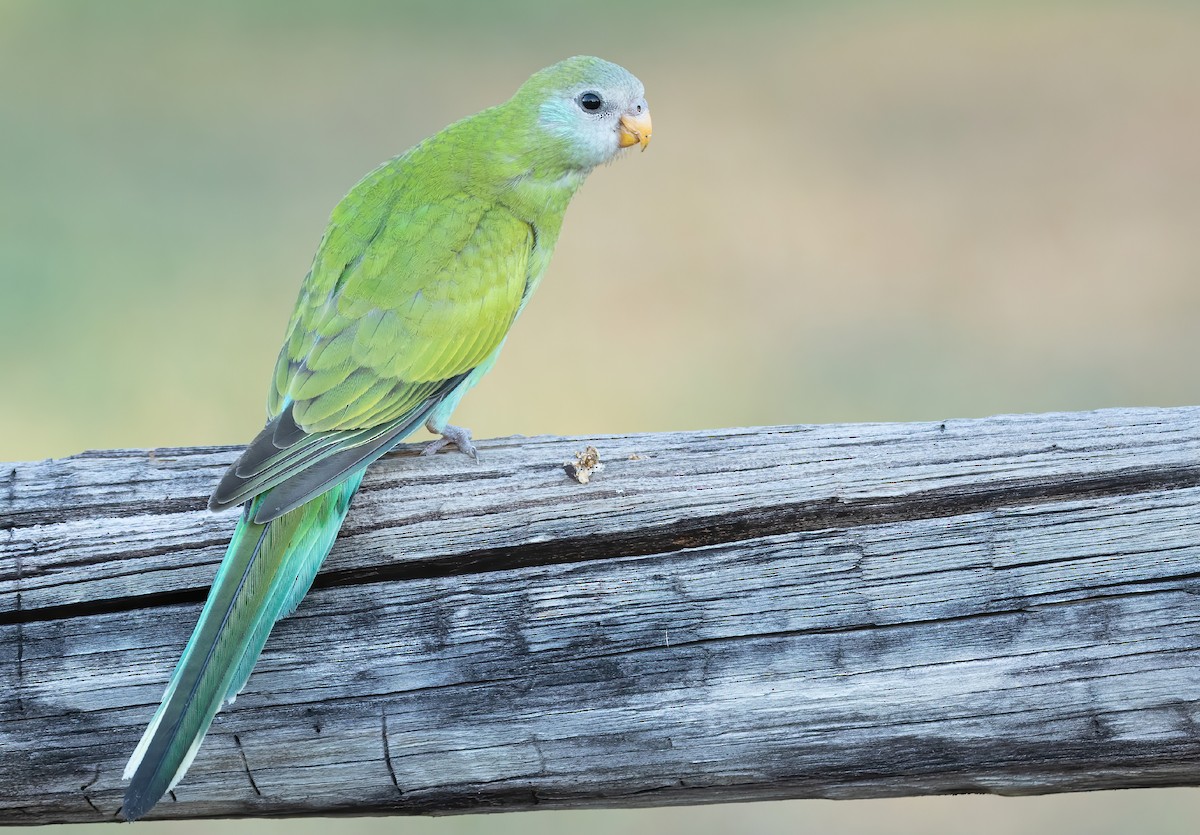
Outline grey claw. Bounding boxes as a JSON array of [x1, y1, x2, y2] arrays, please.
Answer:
[[421, 425, 477, 459], [420, 438, 448, 457]]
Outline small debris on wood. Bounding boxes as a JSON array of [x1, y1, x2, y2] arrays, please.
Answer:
[[564, 445, 604, 484]]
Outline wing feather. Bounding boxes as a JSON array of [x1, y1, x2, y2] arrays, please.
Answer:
[[213, 154, 533, 520]]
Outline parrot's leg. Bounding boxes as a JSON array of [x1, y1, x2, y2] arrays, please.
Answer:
[[419, 341, 506, 460], [421, 421, 477, 459]]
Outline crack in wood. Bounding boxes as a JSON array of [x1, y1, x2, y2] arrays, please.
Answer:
[[1, 496, 211, 529], [13, 546, 24, 713], [0, 586, 201, 627], [233, 734, 262, 797], [21, 537, 234, 574], [78, 765, 102, 817], [310, 465, 1200, 591], [530, 734, 548, 776], [380, 708, 402, 795], [3, 466, 1197, 630]]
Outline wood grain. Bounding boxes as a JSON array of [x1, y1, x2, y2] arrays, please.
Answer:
[[2, 407, 1199, 823]]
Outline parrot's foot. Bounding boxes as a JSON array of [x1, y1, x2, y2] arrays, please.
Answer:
[[421, 424, 478, 459]]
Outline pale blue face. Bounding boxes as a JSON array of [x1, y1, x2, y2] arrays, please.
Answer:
[[535, 57, 649, 170]]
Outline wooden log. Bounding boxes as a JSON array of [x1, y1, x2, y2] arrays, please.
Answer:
[[2, 406, 1199, 824]]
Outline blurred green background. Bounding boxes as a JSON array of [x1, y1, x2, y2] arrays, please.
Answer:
[[3, 0, 1199, 832]]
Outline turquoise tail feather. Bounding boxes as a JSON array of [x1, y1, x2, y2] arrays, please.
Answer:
[[122, 472, 363, 821]]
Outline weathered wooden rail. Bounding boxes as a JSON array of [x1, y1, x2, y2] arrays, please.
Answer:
[[2, 407, 1200, 824]]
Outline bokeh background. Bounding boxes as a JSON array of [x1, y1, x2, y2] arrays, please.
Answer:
[[2, 0, 1198, 832]]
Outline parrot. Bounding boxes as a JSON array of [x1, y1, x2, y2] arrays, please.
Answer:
[[121, 55, 651, 821]]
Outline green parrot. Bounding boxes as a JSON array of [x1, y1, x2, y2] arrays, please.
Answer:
[[122, 55, 651, 821]]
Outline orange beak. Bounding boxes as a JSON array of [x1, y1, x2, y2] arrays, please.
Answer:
[[618, 109, 653, 151]]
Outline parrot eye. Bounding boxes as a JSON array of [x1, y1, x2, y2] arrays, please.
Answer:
[[578, 92, 604, 112]]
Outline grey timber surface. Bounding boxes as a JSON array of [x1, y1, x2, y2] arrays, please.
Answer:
[[1, 407, 1199, 822]]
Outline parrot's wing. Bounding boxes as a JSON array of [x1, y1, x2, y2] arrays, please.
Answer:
[[208, 380, 459, 520], [211, 160, 533, 522]]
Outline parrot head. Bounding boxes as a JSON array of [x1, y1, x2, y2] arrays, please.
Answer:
[[516, 55, 652, 171]]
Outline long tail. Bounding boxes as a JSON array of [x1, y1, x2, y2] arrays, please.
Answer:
[[122, 471, 364, 820]]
